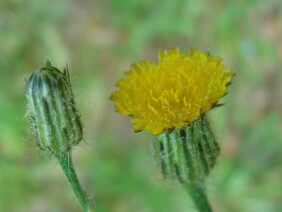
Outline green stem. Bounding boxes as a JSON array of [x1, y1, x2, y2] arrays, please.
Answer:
[[56, 151, 90, 212], [185, 183, 212, 212]]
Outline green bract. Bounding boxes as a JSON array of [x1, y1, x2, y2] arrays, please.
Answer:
[[26, 60, 83, 156], [153, 114, 219, 184]]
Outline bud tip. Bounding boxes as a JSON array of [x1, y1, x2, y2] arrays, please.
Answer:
[[44, 58, 52, 67]]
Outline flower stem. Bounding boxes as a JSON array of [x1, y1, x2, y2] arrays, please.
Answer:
[[185, 183, 212, 212], [56, 151, 90, 212]]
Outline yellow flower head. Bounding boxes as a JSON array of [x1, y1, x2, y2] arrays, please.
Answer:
[[111, 48, 235, 135]]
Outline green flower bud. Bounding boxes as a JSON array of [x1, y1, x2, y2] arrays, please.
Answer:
[[26, 60, 83, 156], [153, 114, 219, 184]]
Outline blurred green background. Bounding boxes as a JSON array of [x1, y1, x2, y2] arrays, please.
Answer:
[[0, 0, 282, 211]]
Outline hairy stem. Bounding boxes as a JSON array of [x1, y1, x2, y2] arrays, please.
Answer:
[[185, 183, 212, 212], [56, 151, 90, 212]]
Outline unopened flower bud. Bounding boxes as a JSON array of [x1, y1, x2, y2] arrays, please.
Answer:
[[26, 60, 83, 156]]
